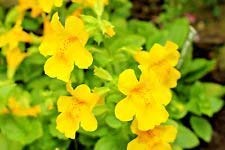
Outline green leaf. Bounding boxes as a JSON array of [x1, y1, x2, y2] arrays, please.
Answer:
[[105, 114, 122, 129], [167, 94, 187, 119], [22, 18, 40, 31], [94, 135, 127, 150], [0, 133, 23, 150], [94, 66, 113, 81], [204, 82, 225, 97], [188, 82, 224, 116], [175, 124, 199, 149], [165, 18, 190, 47], [210, 97, 224, 114], [0, 116, 43, 144], [5, 7, 18, 26], [182, 59, 215, 82], [190, 116, 212, 142], [0, 81, 15, 110], [93, 105, 108, 116]]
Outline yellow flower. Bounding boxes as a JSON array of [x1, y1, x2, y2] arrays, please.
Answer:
[[115, 69, 171, 131], [18, 0, 63, 17], [72, 0, 108, 8], [103, 21, 115, 37], [56, 82, 99, 139], [7, 97, 41, 117], [39, 13, 92, 82], [127, 121, 177, 150], [135, 41, 181, 88], [38, 0, 63, 13], [0, 22, 32, 50], [18, 0, 42, 17], [6, 48, 28, 78]]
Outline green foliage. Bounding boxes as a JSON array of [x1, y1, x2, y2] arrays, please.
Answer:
[[175, 124, 200, 149], [0, 116, 43, 145], [190, 116, 213, 142]]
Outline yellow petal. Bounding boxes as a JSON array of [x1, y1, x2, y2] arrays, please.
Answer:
[[136, 101, 169, 131], [56, 112, 79, 139], [69, 43, 93, 69], [134, 51, 150, 66], [149, 42, 180, 67], [54, 0, 63, 7], [127, 138, 147, 150], [39, 34, 59, 57], [130, 120, 139, 134], [65, 16, 89, 46], [72, 84, 99, 106], [80, 107, 97, 131], [157, 67, 181, 88], [152, 143, 171, 150], [39, 0, 53, 13], [30, 7, 42, 18], [6, 48, 27, 70], [165, 41, 180, 67], [153, 85, 172, 106], [118, 69, 139, 95], [115, 97, 135, 121], [44, 53, 74, 82], [57, 96, 74, 112], [148, 43, 165, 65], [160, 125, 177, 143], [51, 12, 64, 32]]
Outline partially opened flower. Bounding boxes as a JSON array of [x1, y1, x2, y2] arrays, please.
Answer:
[[135, 41, 180, 88], [7, 97, 41, 117], [115, 69, 171, 131], [0, 22, 32, 50], [127, 120, 177, 150], [6, 48, 28, 78], [39, 13, 92, 82], [56, 82, 99, 139]]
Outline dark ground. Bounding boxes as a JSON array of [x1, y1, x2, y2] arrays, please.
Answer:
[[131, 0, 225, 150]]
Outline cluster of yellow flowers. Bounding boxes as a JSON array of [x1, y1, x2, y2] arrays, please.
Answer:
[[0, 0, 180, 148], [115, 41, 180, 149], [39, 0, 111, 139]]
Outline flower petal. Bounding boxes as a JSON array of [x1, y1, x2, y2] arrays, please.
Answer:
[[118, 69, 139, 95], [57, 96, 74, 112], [54, 0, 63, 7], [165, 41, 180, 67], [127, 138, 147, 150], [159, 125, 177, 143], [65, 16, 89, 46], [39, 0, 53, 13], [39, 34, 59, 57], [134, 51, 150, 66], [115, 97, 135, 121], [51, 12, 64, 32], [44, 53, 74, 82], [136, 101, 169, 131], [152, 143, 171, 150], [70, 43, 93, 69], [153, 85, 172, 106], [72, 84, 99, 106], [56, 112, 79, 139], [80, 107, 97, 131]]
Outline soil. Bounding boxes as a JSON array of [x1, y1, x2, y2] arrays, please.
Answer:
[[131, 0, 225, 150]]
